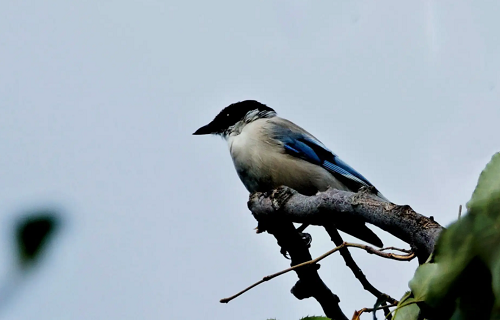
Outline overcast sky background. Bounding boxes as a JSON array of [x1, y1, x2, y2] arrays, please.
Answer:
[[1, 1, 499, 319]]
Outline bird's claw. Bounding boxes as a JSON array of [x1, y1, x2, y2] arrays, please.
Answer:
[[279, 232, 312, 259], [300, 232, 312, 247]]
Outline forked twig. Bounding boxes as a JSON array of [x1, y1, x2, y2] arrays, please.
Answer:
[[220, 242, 415, 303], [324, 225, 399, 316], [351, 304, 398, 320], [335, 243, 415, 261], [379, 246, 413, 254]]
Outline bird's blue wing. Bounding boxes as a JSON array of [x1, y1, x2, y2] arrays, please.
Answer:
[[270, 120, 382, 195], [283, 135, 373, 188]]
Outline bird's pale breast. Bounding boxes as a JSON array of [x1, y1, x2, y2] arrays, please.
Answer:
[[227, 119, 349, 195]]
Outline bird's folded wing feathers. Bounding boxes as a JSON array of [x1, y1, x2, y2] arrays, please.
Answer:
[[269, 118, 386, 199]]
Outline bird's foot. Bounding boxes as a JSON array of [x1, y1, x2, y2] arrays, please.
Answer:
[[280, 232, 312, 259]]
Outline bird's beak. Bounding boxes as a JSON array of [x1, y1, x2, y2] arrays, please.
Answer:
[[193, 123, 213, 135]]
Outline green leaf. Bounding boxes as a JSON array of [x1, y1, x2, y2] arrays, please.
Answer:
[[467, 152, 500, 215], [16, 212, 60, 267], [392, 293, 420, 320], [396, 152, 500, 319]]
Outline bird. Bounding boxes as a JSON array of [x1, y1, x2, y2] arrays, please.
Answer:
[[193, 100, 386, 247]]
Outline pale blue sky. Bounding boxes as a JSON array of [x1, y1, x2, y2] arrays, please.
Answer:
[[1, 1, 499, 319]]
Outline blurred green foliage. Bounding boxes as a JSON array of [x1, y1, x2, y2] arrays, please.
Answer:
[[393, 152, 500, 320]]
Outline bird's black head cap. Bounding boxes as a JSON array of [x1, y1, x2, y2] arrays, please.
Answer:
[[193, 100, 275, 136]]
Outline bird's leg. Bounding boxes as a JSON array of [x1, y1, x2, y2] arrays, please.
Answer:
[[253, 188, 312, 258], [279, 223, 312, 259]]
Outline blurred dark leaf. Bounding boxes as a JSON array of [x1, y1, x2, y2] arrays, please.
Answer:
[[16, 212, 60, 267]]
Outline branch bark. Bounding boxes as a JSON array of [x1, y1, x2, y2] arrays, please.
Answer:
[[257, 216, 348, 320], [249, 186, 443, 264]]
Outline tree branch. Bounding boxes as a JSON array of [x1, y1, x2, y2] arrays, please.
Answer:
[[352, 303, 398, 320], [257, 216, 348, 320], [249, 186, 443, 263]]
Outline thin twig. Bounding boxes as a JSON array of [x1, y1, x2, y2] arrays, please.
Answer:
[[333, 242, 415, 261], [220, 242, 414, 303], [379, 246, 412, 254], [381, 301, 392, 320], [324, 225, 399, 314], [351, 304, 398, 320], [458, 204, 462, 220]]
